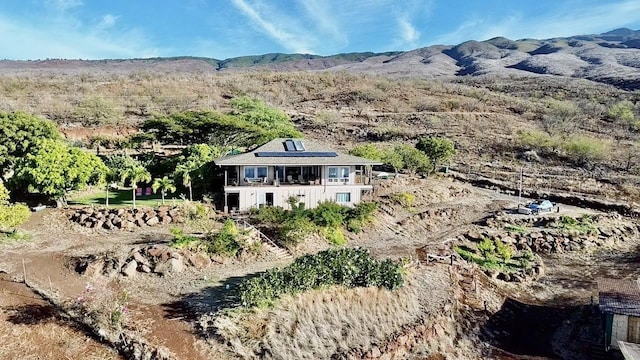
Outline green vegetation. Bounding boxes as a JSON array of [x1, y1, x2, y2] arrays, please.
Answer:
[[141, 97, 301, 148], [608, 100, 637, 128], [519, 130, 610, 167], [169, 228, 200, 250], [390, 191, 416, 208], [119, 165, 151, 209], [12, 139, 107, 204], [455, 237, 532, 273], [543, 99, 579, 137], [0, 182, 31, 236], [238, 248, 405, 308], [171, 220, 246, 257], [173, 144, 220, 201], [416, 136, 456, 173], [69, 189, 170, 208], [504, 224, 529, 234], [385, 145, 431, 175], [555, 215, 598, 235], [0, 112, 61, 182], [252, 200, 378, 248], [349, 143, 384, 162], [151, 176, 176, 205]]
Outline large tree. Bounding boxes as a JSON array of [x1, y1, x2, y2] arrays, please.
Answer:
[[173, 144, 221, 201], [416, 136, 456, 173], [0, 112, 61, 181], [12, 139, 106, 206]]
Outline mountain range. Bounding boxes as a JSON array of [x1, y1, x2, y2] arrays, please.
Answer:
[[2, 28, 640, 90]]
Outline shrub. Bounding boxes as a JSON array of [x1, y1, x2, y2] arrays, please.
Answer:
[[321, 226, 347, 246], [311, 201, 347, 228], [181, 201, 209, 220], [391, 192, 415, 208], [238, 248, 405, 307], [206, 220, 242, 257], [563, 136, 609, 167], [253, 206, 286, 224], [519, 129, 561, 154], [0, 204, 31, 232], [495, 239, 512, 261], [278, 216, 316, 248], [169, 228, 200, 250]]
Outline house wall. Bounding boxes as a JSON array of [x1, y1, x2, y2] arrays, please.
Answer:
[[237, 165, 359, 186], [226, 184, 372, 211], [611, 314, 630, 349]]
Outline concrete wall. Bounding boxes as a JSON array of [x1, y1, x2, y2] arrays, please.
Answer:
[[612, 314, 629, 350]]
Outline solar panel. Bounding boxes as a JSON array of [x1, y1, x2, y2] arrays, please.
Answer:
[[255, 152, 338, 157], [294, 140, 305, 151], [284, 140, 296, 152]]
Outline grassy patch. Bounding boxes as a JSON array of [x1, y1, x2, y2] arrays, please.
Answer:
[[555, 214, 598, 235], [455, 238, 531, 274], [505, 224, 529, 234], [69, 189, 184, 208]]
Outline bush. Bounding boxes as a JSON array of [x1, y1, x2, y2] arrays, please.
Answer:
[[253, 206, 286, 224], [169, 228, 200, 250], [563, 136, 609, 167], [238, 248, 405, 307], [391, 192, 415, 208], [311, 201, 347, 228], [321, 226, 347, 246], [181, 201, 209, 220], [278, 216, 316, 248], [519, 129, 561, 154], [0, 204, 31, 232], [206, 220, 242, 257]]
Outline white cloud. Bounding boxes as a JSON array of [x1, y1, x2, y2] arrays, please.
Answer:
[[230, 0, 314, 54], [0, 9, 158, 59], [44, 0, 83, 12], [398, 17, 420, 44], [430, 0, 640, 46], [299, 0, 348, 48]]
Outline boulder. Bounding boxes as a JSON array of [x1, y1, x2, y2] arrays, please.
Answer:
[[94, 220, 104, 229], [121, 260, 138, 277], [145, 216, 159, 226], [466, 231, 483, 241], [140, 265, 152, 273], [160, 215, 172, 224], [188, 253, 211, 269], [133, 251, 151, 267], [147, 246, 165, 258]]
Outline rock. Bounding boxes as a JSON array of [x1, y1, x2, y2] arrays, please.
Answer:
[[416, 325, 427, 334], [502, 236, 516, 244], [135, 218, 145, 227], [133, 251, 150, 267], [102, 220, 113, 230], [466, 231, 483, 241], [145, 216, 159, 226], [94, 220, 104, 229], [370, 347, 381, 358], [121, 260, 138, 277], [530, 232, 542, 239], [160, 215, 172, 224], [188, 253, 211, 269], [172, 215, 185, 224], [140, 265, 152, 273], [170, 251, 183, 260], [84, 260, 105, 278], [147, 246, 164, 258], [116, 208, 126, 216], [397, 335, 408, 346]]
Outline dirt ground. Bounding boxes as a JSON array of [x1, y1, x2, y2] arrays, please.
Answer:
[[0, 177, 639, 359]]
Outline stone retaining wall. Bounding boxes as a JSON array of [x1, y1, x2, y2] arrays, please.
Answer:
[[68, 206, 185, 230]]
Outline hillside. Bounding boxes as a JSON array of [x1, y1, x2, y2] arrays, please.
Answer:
[[1, 28, 639, 89]]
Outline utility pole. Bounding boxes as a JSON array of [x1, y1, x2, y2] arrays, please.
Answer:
[[518, 165, 524, 205]]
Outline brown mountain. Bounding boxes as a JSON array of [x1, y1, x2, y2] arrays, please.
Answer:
[[1, 28, 639, 89]]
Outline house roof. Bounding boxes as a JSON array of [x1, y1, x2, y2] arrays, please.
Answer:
[[598, 278, 640, 317], [215, 138, 383, 166]]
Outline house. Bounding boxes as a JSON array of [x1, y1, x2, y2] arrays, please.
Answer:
[[214, 138, 382, 212], [598, 278, 640, 350]]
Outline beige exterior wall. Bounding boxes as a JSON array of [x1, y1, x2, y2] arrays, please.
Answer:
[[612, 314, 630, 350], [225, 184, 373, 211]]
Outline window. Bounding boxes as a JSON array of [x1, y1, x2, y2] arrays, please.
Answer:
[[244, 166, 268, 179], [328, 167, 350, 183], [336, 192, 351, 203]]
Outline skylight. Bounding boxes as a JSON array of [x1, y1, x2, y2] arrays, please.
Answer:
[[284, 139, 305, 152]]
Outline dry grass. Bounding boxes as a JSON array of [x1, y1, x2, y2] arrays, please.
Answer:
[[203, 267, 452, 359]]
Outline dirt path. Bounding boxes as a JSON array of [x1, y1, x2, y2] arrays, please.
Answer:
[[0, 272, 121, 360]]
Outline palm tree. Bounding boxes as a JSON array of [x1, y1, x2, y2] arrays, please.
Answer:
[[151, 176, 176, 205], [104, 169, 118, 207], [121, 166, 151, 209], [175, 164, 194, 201]]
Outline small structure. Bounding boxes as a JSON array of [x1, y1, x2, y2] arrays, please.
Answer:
[[598, 278, 640, 350], [215, 138, 381, 212]]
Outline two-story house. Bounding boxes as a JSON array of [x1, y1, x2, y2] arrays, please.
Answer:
[[215, 138, 381, 212]]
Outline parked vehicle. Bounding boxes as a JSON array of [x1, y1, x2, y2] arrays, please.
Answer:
[[518, 199, 554, 215]]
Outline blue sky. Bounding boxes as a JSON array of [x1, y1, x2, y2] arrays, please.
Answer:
[[1, 0, 640, 60]]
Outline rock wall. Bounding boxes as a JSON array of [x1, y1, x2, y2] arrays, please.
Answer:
[[68, 206, 184, 230]]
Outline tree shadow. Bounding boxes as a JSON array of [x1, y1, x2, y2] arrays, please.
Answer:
[[480, 298, 602, 359], [162, 271, 264, 323], [5, 304, 57, 325]]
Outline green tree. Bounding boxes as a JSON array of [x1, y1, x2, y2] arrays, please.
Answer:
[[382, 148, 404, 176], [393, 145, 431, 175], [173, 144, 220, 201], [120, 166, 151, 209], [72, 96, 121, 126], [0, 112, 61, 181], [0, 182, 8, 205], [152, 176, 177, 205], [349, 144, 384, 161], [543, 99, 579, 137], [12, 140, 107, 206], [416, 136, 456, 173]]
